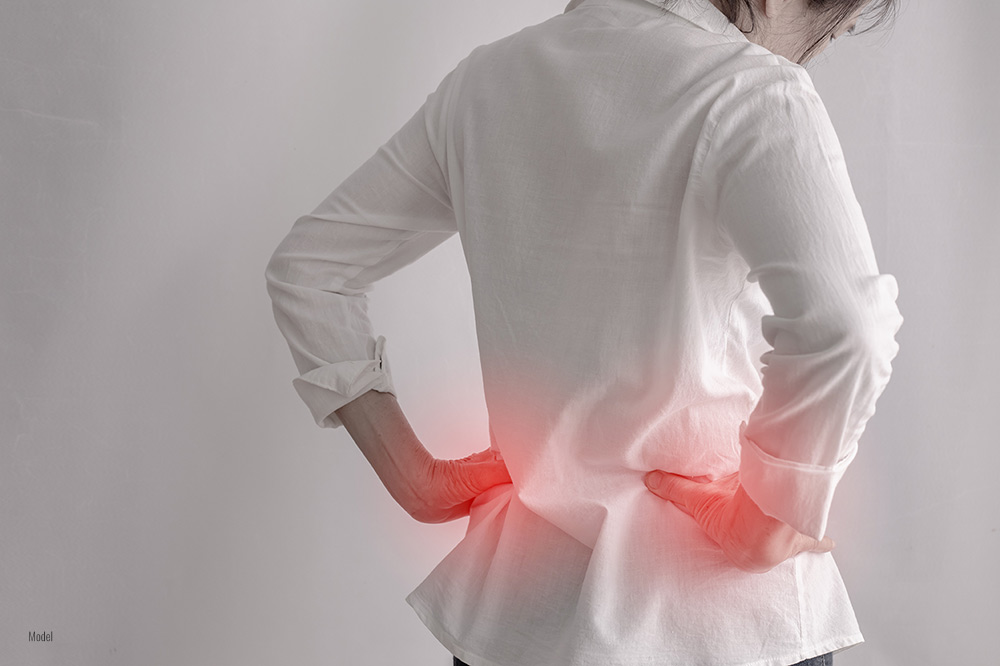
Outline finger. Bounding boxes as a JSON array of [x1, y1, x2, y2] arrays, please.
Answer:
[[644, 471, 707, 516], [794, 533, 836, 556], [460, 457, 513, 496], [460, 448, 503, 463]]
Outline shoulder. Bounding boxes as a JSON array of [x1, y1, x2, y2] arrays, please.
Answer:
[[692, 50, 854, 218], [703, 53, 835, 147]]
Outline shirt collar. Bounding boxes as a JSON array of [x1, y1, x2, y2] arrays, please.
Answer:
[[564, 0, 748, 43]]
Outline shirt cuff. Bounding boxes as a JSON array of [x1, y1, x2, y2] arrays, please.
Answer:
[[737, 420, 857, 541], [290, 335, 397, 429]]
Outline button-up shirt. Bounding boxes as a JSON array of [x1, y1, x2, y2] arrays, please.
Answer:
[[265, 0, 903, 663]]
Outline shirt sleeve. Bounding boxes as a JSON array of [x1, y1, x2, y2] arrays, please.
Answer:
[[701, 70, 904, 540], [264, 67, 460, 430]]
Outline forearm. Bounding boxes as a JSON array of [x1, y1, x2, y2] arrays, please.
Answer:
[[334, 389, 433, 514], [737, 279, 901, 539]]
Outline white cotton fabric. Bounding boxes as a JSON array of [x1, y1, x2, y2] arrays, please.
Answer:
[[265, 0, 904, 663]]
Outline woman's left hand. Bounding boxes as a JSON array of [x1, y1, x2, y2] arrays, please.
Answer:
[[408, 448, 513, 524], [643, 470, 834, 573]]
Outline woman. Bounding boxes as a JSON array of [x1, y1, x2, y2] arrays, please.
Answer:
[[265, 0, 903, 663]]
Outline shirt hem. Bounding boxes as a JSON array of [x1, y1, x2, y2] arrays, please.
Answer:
[[405, 592, 508, 666], [407, 587, 864, 666], [744, 634, 865, 666]]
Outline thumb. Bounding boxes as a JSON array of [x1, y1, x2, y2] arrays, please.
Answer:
[[644, 471, 704, 516], [812, 535, 836, 553], [794, 532, 836, 556]]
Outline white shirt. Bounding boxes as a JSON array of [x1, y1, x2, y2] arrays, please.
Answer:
[[265, 0, 904, 663]]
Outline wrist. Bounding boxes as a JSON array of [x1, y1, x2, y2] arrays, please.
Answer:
[[336, 390, 433, 510]]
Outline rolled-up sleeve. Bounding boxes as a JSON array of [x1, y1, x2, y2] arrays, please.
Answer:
[[701, 70, 904, 539], [265, 67, 460, 429]]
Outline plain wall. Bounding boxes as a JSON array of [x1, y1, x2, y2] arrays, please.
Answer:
[[2, 1, 997, 664]]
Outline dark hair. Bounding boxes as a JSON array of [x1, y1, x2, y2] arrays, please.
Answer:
[[714, 0, 899, 64]]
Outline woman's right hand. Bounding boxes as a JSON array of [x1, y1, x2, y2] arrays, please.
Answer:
[[643, 470, 834, 573]]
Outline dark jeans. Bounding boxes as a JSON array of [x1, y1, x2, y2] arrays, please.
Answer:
[[452, 653, 832, 666]]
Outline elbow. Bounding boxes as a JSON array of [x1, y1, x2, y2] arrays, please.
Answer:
[[264, 238, 297, 294], [264, 243, 301, 310], [833, 286, 904, 374], [852, 279, 903, 360], [773, 283, 902, 373], [264, 251, 283, 290], [263, 235, 369, 302]]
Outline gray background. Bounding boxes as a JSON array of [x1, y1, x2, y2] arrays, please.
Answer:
[[2, 1, 996, 664]]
